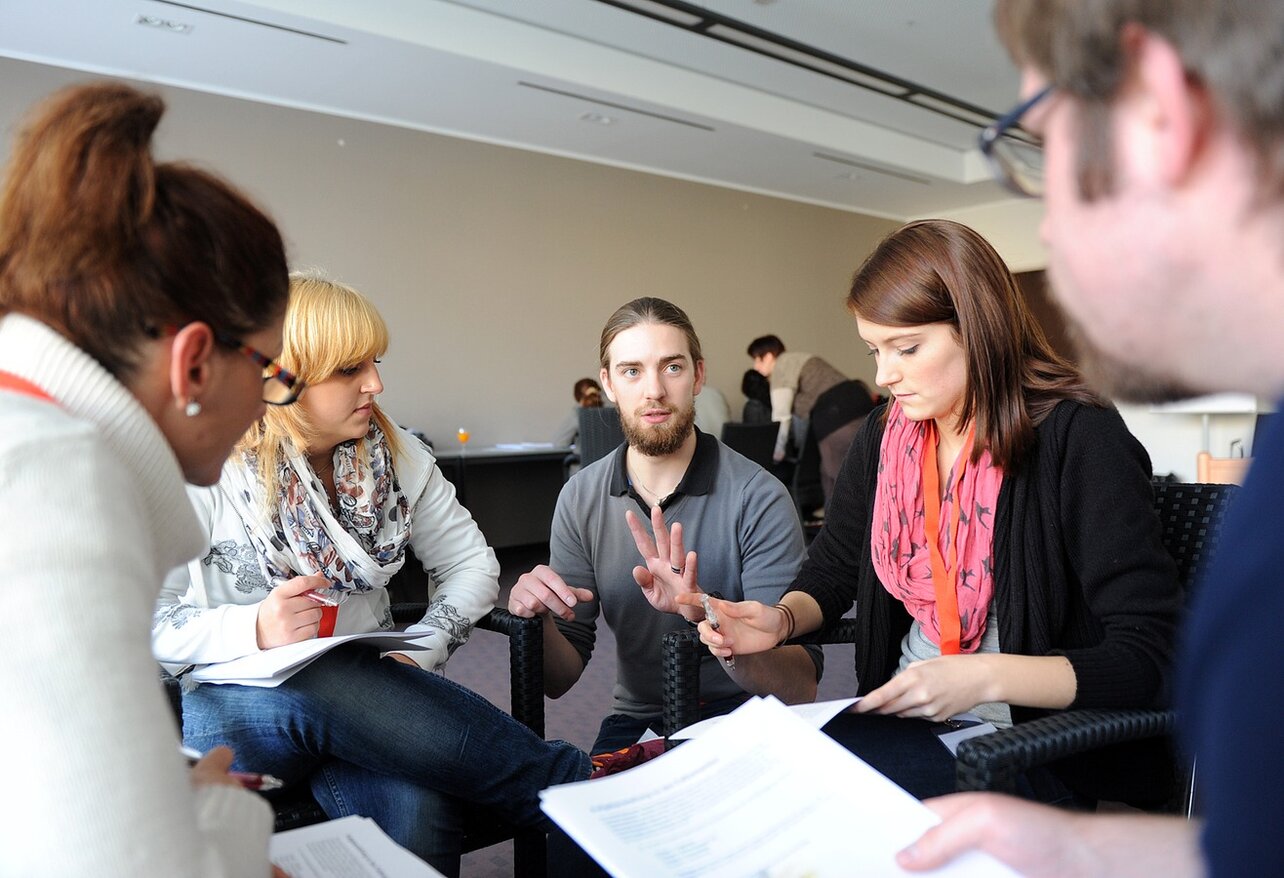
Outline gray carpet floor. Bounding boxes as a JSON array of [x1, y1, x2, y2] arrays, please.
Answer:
[[449, 543, 858, 878]]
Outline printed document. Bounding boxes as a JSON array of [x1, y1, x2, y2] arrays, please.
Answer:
[[540, 696, 1020, 878], [270, 815, 444, 877], [190, 631, 435, 687]]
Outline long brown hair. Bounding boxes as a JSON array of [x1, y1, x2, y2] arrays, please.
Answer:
[[848, 219, 1101, 469], [0, 82, 287, 379]]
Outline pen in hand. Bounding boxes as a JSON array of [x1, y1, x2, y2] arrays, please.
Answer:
[[181, 745, 284, 791], [698, 593, 736, 670]]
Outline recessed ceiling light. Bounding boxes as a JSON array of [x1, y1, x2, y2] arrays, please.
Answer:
[[579, 112, 616, 126], [135, 14, 194, 34]]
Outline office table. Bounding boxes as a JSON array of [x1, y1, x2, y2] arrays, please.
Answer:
[[433, 444, 572, 549]]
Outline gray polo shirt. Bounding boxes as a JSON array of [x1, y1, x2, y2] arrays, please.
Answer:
[[553, 429, 820, 718]]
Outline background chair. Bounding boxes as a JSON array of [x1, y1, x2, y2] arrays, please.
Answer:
[[163, 587, 550, 877], [576, 406, 624, 468], [1196, 451, 1250, 485], [719, 421, 778, 471], [661, 481, 1236, 814]]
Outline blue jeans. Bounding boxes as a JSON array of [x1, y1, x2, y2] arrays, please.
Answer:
[[590, 693, 751, 755], [182, 645, 590, 872]]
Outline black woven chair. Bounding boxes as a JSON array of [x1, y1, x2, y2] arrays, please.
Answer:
[[954, 481, 1236, 813], [577, 406, 623, 468], [163, 605, 548, 877], [719, 421, 778, 471], [661, 481, 1236, 814]]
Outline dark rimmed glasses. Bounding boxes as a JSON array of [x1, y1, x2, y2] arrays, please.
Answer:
[[212, 331, 306, 406], [979, 85, 1053, 198], [146, 323, 305, 406]]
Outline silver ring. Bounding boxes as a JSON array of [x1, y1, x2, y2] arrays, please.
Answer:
[[670, 565, 684, 575]]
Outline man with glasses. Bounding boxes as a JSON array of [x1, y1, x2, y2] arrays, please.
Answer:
[[898, 3, 1283, 877]]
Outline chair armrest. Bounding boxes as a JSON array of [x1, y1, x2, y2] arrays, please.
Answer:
[[390, 603, 545, 738], [954, 708, 1176, 795], [660, 617, 863, 737]]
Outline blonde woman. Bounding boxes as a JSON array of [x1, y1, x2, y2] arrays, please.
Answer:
[[153, 273, 590, 876]]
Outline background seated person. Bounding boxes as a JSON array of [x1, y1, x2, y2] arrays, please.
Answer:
[[688, 220, 1181, 803], [153, 273, 589, 877], [553, 376, 604, 448], [509, 297, 820, 756]]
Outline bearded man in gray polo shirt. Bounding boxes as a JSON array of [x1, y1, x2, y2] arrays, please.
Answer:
[[509, 297, 821, 755]]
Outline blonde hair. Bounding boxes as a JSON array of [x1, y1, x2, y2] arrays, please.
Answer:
[[238, 271, 403, 495]]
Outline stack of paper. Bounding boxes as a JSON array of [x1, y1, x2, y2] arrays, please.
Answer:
[[270, 815, 444, 877], [540, 696, 1019, 877], [190, 631, 435, 687]]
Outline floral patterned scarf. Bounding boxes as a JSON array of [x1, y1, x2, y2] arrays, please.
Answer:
[[222, 420, 411, 598], [870, 402, 1004, 653]]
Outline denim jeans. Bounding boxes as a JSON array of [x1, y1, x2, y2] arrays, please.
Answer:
[[182, 644, 591, 871], [589, 692, 751, 755]]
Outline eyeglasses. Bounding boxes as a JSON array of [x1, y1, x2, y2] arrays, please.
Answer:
[[978, 85, 1053, 198], [146, 323, 305, 406], [212, 331, 305, 406]]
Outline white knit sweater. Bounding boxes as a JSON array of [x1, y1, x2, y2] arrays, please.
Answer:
[[0, 314, 273, 877]]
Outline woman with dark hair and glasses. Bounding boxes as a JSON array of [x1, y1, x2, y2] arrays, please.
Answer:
[[153, 273, 591, 877], [0, 82, 292, 875], [682, 219, 1182, 804]]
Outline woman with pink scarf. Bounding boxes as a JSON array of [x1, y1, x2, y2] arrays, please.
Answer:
[[684, 220, 1181, 804]]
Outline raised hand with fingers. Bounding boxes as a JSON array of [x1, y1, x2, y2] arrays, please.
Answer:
[[626, 505, 703, 621], [508, 564, 595, 621], [255, 573, 329, 649]]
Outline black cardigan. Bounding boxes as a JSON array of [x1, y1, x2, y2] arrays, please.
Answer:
[[792, 400, 1182, 724]]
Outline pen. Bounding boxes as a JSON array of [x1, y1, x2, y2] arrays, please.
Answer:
[[698, 593, 736, 670], [180, 745, 285, 792], [302, 589, 338, 607]]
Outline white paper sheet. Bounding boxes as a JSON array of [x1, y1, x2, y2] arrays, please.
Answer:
[[541, 696, 1021, 878], [270, 815, 444, 877], [190, 631, 435, 687], [668, 697, 860, 740]]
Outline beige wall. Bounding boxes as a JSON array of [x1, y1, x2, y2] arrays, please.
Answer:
[[0, 57, 894, 446]]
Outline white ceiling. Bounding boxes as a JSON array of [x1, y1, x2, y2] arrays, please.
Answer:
[[0, 0, 1026, 218]]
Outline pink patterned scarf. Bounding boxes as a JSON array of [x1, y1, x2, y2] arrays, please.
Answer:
[[870, 402, 1004, 653]]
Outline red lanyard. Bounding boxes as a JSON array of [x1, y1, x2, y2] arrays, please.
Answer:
[[0, 370, 56, 404], [921, 422, 975, 656]]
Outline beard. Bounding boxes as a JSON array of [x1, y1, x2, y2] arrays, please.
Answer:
[[620, 401, 697, 457], [1064, 319, 1202, 403]]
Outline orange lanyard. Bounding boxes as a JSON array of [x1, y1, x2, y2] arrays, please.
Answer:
[[0, 370, 56, 404], [921, 422, 975, 656]]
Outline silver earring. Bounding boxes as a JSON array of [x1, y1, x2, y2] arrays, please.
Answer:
[[185, 398, 202, 417]]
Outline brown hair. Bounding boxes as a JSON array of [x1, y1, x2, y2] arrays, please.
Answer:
[[747, 335, 785, 358], [598, 297, 703, 370], [994, 0, 1284, 201], [573, 377, 603, 407], [848, 219, 1101, 470], [0, 81, 288, 379]]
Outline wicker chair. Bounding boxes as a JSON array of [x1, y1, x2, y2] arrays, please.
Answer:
[[719, 421, 778, 471], [577, 406, 624, 468], [661, 481, 1237, 814], [163, 605, 548, 878]]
